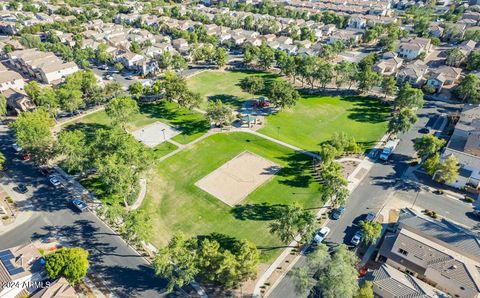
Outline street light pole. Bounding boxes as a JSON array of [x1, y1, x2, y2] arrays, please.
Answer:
[[161, 128, 166, 141]]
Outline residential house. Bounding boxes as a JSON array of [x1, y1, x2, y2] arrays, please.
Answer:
[[4, 88, 34, 115], [8, 49, 79, 84], [429, 23, 444, 38], [374, 54, 404, 75], [442, 104, 480, 189], [0, 243, 44, 298], [171, 38, 190, 54], [0, 64, 24, 92], [396, 60, 428, 86], [371, 264, 447, 298], [425, 66, 462, 92], [276, 36, 293, 45], [377, 208, 480, 298], [348, 16, 367, 29], [31, 277, 77, 298], [397, 37, 432, 60], [327, 29, 363, 45]]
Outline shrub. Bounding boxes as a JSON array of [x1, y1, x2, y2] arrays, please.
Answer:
[[6, 197, 13, 204], [464, 196, 475, 203]]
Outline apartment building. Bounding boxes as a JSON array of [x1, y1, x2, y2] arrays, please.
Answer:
[[377, 209, 480, 298], [7, 49, 79, 84]]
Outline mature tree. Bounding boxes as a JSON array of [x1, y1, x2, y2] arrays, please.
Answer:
[[413, 135, 445, 161], [335, 61, 358, 90], [446, 48, 465, 67], [395, 83, 424, 110], [56, 130, 89, 174], [357, 68, 382, 94], [154, 233, 199, 293], [424, 152, 440, 175], [95, 43, 112, 63], [357, 281, 374, 298], [359, 220, 382, 244], [0, 94, 6, 118], [467, 51, 480, 70], [457, 74, 480, 102], [214, 47, 228, 67], [319, 144, 338, 165], [162, 72, 200, 109], [269, 204, 316, 244], [206, 100, 234, 126], [57, 88, 84, 113], [11, 109, 55, 163], [128, 82, 144, 99], [103, 81, 125, 99], [289, 268, 316, 296], [268, 81, 299, 109], [316, 244, 359, 298], [24, 81, 42, 102], [381, 76, 397, 98], [44, 248, 89, 285], [435, 155, 459, 183], [122, 209, 153, 244], [316, 60, 335, 90], [319, 162, 349, 207], [105, 96, 139, 129], [257, 42, 275, 69], [95, 153, 137, 206], [178, 91, 202, 109], [388, 108, 417, 134], [114, 62, 124, 72], [239, 76, 265, 95], [35, 87, 60, 116], [172, 53, 188, 71]]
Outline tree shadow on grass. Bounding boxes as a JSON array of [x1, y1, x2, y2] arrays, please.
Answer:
[[196, 233, 239, 251], [139, 101, 210, 137], [208, 94, 244, 109], [343, 96, 391, 124], [230, 203, 288, 221], [276, 152, 317, 188]]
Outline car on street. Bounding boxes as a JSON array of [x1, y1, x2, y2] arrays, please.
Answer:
[[125, 75, 134, 80], [419, 128, 430, 134], [49, 176, 62, 187], [312, 227, 330, 245], [39, 167, 54, 176], [104, 74, 114, 80], [365, 212, 376, 222], [71, 199, 88, 212], [351, 231, 362, 246], [98, 65, 108, 70], [12, 143, 22, 152], [14, 184, 28, 194], [331, 207, 345, 220], [23, 153, 30, 161], [472, 209, 480, 220]]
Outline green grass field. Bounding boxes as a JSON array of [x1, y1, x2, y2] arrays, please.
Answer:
[[259, 95, 390, 152], [186, 69, 278, 109], [67, 101, 210, 144], [142, 132, 323, 262]]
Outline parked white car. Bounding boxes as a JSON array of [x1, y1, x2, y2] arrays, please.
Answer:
[[49, 176, 62, 187], [12, 143, 22, 152], [313, 227, 330, 245]]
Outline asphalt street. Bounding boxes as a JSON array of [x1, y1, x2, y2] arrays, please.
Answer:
[[0, 125, 178, 298], [268, 99, 477, 298]]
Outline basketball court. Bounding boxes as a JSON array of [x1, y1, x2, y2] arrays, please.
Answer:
[[131, 121, 180, 148]]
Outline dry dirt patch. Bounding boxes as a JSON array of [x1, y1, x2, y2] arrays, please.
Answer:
[[195, 151, 281, 206]]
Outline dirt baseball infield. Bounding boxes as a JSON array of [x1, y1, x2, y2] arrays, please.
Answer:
[[195, 151, 281, 206]]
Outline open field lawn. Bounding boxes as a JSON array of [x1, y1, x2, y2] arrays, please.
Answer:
[[259, 95, 390, 152], [142, 132, 324, 262], [66, 101, 210, 144], [186, 69, 278, 109]]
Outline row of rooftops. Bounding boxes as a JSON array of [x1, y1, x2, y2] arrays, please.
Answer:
[[372, 208, 480, 297]]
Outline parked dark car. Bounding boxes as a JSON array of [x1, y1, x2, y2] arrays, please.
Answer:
[[331, 207, 345, 220], [14, 184, 28, 194]]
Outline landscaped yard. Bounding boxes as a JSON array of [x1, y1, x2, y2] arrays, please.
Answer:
[[259, 95, 390, 152], [141, 132, 323, 262], [66, 101, 210, 144], [186, 69, 278, 109]]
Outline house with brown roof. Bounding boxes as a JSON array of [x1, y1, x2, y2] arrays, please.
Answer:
[[374, 55, 404, 75], [0, 64, 24, 92], [396, 60, 428, 86], [397, 37, 432, 60], [31, 277, 77, 298], [425, 66, 462, 93], [376, 208, 480, 298], [0, 243, 43, 298]]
